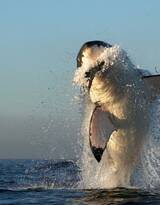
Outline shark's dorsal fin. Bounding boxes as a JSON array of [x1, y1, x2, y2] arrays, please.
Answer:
[[142, 74, 160, 96], [137, 69, 160, 96]]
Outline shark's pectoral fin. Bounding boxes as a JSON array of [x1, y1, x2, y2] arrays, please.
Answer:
[[89, 106, 116, 162], [142, 74, 160, 96]]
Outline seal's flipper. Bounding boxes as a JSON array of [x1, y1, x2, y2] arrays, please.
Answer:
[[89, 106, 115, 162], [142, 74, 160, 96]]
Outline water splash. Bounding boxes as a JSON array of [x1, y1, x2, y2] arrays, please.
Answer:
[[139, 98, 160, 189], [76, 95, 160, 190], [73, 42, 160, 190]]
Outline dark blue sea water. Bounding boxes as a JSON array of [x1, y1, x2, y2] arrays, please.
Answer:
[[0, 159, 160, 205]]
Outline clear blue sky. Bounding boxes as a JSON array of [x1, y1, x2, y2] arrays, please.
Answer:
[[0, 0, 160, 159]]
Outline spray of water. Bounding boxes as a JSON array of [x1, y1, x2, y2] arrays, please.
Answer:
[[75, 96, 160, 190], [73, 45, 160, 190], [140, 98, 160, 189]]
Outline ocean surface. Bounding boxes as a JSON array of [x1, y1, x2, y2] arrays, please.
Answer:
[[0, 159, 160, 205]]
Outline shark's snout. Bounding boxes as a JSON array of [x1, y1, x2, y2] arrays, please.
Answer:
[[77, 40, 112, 68]]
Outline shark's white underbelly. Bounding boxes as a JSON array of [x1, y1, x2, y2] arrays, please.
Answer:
[[89, 75, 149, 187]]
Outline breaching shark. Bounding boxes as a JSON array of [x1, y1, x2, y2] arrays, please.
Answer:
[[73, 41, 160, 187]]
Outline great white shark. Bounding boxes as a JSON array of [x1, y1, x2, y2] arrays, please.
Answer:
[[73, 41, 160, 187]]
